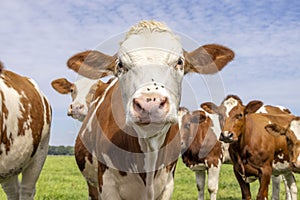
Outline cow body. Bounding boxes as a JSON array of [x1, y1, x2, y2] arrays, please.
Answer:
[[201, 95, 297, 200], [67, 20, 234, 199], [179, 107, 226, 200], [266, 117, 300, 173], [0, 64, 51, 200]]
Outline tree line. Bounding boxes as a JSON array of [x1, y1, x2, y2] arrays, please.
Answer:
[[48, 146, 74, 155]]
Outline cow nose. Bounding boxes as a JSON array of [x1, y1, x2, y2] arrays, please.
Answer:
[[219, 131, 234, 143], [70, 103, 84, 111], [68, 103, 85, 116], [132, 94, 169, 123]]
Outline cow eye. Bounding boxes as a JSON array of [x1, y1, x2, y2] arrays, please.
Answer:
[[236, 113, 243, 119], [177, 58, 183, 65], [116, 60, 128, 75], [70, 88, 74, 93], [118, 61, 123, 69], [184, 123, 190, 129]]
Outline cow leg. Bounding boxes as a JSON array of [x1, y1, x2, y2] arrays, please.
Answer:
[[1, 175, 20, 200], [87, 181, 100, 200], [282, 172, 297, 200], [157, 173, 175, 200], [207, 163, 221, 200], [257, 166, 272, 200], [271, 175, 281, 200], [195, 170, 206, 200], [20, 133, 50, 200], [232, 166, 251, 200]]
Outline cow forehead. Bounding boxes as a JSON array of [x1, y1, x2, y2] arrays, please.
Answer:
[[119, 31, 183, 68], [222, 97, 239, 117], [290, 119, 300, 140], [74, 78, 99, 98]]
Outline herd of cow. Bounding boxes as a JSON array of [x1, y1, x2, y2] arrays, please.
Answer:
[[0, 20, 299, 200]]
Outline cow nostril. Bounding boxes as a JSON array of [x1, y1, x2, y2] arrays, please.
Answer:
[[70, 104, 73, 109], [159, 97, 168, 109], [220, 133, 225, 140], [133, 99, 143, 111], [228, 132, 234, 138]]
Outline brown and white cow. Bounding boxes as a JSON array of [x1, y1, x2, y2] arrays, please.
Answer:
[[201, 95, 297, 200], [178, 107, 226, 200], [51, 77, 113, 121], [0, 62, 52, 200], [67, 20, 234, 199], [266, 117, 300, 173]]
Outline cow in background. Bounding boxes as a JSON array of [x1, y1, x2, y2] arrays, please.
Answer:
[[0, 61, 52, 200], [67, 20, 234, 199], [178, 106, 228, 200], [51, 76, 114, 121], [266, 117, 300, 173], [201, 95, 297, 200]]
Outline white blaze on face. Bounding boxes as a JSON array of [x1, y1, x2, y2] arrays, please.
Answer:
[[71, 78, 99, 114], [290, 119, 300, 140], [117, 23, 184, 126], [223, 97, 238, 117], [256, 105, 267, 113]]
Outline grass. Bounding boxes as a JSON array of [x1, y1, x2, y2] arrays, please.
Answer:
[[0, 156, 299, 199]]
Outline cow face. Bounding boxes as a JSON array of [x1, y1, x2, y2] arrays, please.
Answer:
[[265, 117, 300, 172], [201, 95, 262, 143], [66, 20, 234, 127], [51, 77, 104, 121]]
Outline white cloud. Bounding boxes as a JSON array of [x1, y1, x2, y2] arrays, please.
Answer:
[[0, 0, 299, 145]]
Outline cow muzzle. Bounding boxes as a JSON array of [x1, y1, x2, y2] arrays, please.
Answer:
[[118, 64, 183, 125], [219, 131, 235, 143], [67, 103, 86, 121], [132, 93, 169, 124]]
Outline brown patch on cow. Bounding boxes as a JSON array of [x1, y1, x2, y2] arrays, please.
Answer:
[[181, 110, 222, 169], [1, 70, 47, 157], [0, 90, 10, 155], [67, 50, 116, 79], [51, 78, 73, 94], [0, 61, 4, 73]]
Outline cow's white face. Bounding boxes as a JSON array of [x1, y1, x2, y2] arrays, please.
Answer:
[[117, 30, 184, 125], [66, 20, 235, 128], [51, 77, 100, 121]]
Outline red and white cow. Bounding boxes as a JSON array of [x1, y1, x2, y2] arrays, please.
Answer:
[[51, 77, 112, 121], [201, 95, 297, 200], [266, 117, 300, 173], [178, 107, 227, 200], [0, 62, 52, 200], [67, 20, 234, 199]]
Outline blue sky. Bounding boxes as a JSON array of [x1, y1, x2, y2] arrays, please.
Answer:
[[0, 0, 299, 145]]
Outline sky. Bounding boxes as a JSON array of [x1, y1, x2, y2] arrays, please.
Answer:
[[0, 0, 299, 146]]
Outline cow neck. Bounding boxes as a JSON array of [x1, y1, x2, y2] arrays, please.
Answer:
[[133, 123, 172, 199]]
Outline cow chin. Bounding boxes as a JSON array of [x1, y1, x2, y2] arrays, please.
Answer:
[[128, 107, 178, 126], [68, 112, 86, 122]]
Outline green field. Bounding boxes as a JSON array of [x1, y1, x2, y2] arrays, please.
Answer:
[[0, 156, 299, 199]]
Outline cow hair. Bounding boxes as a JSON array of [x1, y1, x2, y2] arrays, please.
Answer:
[[222, 94, 243, 105], [122, 20, 180, 44]]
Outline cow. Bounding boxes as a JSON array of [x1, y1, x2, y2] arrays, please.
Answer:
[[67, 20, 234, 199], [265, 117, 300, 173], [178, 107, 226, 200], [201, 95, 298, 200], [0, 61, 52, 200], [51, 77, 114, 121]]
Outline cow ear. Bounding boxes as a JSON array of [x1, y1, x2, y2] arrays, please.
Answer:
[[200, 102, 219, 114], [67, 50, 117, 79], [265, 124, 286, 137], [184, 44, 234, 74], [245, 100, 263, 114], [51, 78, 72, 94]]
